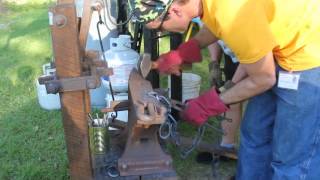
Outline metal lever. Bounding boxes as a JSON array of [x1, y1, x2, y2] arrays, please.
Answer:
[[43, 76, 99, 94]]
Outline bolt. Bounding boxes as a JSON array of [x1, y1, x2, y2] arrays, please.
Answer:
[[54, 15, 67, 28], [46, 82, 60, 94], [121, 164, 127, 170]]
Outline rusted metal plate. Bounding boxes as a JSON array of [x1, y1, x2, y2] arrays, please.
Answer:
[[118, 125, 174, 176], [49, 3, 93, 179], [137, 53, 152, 78], [128, 69, 166, 126], [117, 69, 176, 177]]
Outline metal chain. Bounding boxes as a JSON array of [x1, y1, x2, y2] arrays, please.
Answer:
[[180, 125, 206, 159]]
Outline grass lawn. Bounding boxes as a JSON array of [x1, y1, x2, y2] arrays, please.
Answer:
[[0, 1, 236, 179]]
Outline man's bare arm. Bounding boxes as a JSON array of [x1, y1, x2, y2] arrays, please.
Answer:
[[220, 52, 276, 104], [231, 64, 247, 83], [208, 42, 222, 62], [193, 25, 218, 48]]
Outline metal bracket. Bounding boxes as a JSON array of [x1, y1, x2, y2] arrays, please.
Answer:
[[38, 50, 113, 94], [43, 75, 100, 94]]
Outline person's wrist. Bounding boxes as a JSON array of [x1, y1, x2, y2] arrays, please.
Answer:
[[218, 92, 230, 109]]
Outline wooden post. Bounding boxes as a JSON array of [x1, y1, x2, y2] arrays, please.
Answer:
[[78, 0, 93, 51], [49, 3, 93, 179]]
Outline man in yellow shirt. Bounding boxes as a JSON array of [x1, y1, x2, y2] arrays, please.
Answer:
[[130, 0, 320, 179]]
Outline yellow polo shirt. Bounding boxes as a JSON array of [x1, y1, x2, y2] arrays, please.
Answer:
[[201, 0, 320, 71]]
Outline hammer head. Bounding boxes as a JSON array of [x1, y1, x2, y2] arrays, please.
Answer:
[[137, 53, 153, 78]]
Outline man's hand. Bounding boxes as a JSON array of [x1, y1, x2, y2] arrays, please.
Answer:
[[152, 52, 184, 76], [152, 39, 202, 75], [181, 88, 229, 126]]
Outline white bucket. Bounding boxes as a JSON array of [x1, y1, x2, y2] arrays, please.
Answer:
[[36, 78, 61, 110], [182, 73, 201, 102], [105, 92, 128, 122], [36, 64, 61, 110]]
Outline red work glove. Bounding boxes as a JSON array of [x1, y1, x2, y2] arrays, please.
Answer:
[[155, 38, 202, 75], [181, 88, 229, 126]]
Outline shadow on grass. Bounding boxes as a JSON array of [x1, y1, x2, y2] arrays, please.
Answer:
[[3, 11, 49, 50], [0, 6, 52, 74]]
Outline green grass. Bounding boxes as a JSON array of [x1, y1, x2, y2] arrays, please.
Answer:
[[0, 1, 68, 180], [0, 1, 236, 179]]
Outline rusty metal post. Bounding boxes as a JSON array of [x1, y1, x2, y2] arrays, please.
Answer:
[[49, 2, 93, 179], [170, 33, 183, 118]]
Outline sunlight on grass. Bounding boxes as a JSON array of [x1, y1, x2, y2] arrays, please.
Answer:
[[7, 37, 50, 59]]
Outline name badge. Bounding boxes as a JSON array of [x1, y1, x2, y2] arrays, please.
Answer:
[[277, 71, 300, 90]]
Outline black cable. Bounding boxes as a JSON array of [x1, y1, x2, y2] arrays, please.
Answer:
[[96, 12, 118, 120], [102, 0, 134, 26]]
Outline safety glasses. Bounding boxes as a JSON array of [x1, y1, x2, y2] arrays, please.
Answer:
[[156, 8, 170, 31]]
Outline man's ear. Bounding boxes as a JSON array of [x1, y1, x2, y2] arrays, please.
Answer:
[[168, 3, 183, 17]]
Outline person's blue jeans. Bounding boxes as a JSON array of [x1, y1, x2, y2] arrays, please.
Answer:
[[237, 66, 320, 180]]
